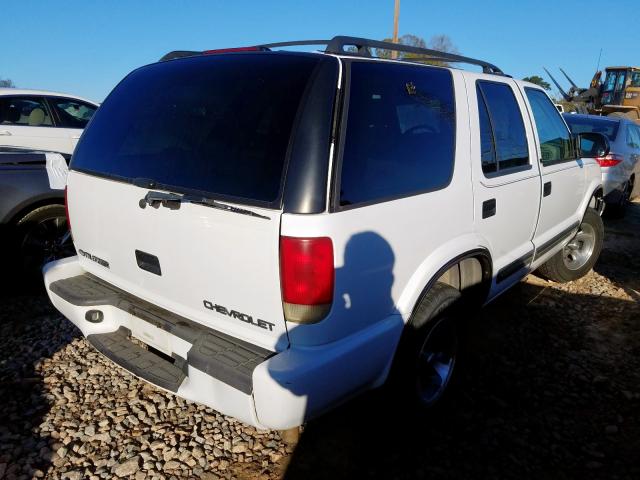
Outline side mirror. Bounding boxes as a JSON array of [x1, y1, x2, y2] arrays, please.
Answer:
[[577, 132, 610, 159]]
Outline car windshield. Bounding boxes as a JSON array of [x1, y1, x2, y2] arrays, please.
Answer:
[[563, 115, 620, 141], [71, 53, 323, 206]]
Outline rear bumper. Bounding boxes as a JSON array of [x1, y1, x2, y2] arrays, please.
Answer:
[[44, 256, 402, 429]]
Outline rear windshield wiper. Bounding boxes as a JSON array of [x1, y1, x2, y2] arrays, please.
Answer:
[[140, 191, 270, 220], [183, 195, 270, 220]]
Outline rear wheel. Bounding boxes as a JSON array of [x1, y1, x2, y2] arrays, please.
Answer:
[[390, 282, 462, 410], [15, 205, 74, 278], [537, 208, 603, 283]]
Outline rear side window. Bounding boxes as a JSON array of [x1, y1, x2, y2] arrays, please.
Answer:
[[50, 98, 96, 129], [72, 53, 323, 205], [525, 88, 574, 165], [0, 97, 52, 127], [338, 61, 455, 207], [476, 81, 529, 175], [626, 125, 640, 149]]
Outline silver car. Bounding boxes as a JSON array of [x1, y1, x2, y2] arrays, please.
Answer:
[[564, 113, 640, 217]]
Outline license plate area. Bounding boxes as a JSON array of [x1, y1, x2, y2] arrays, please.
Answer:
[[129, 314, 172, 355]]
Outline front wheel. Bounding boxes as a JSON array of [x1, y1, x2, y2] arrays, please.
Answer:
[[537, 208, 604, 283]]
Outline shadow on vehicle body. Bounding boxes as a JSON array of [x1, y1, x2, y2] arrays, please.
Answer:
[[281, 281, 640, 479], [277, 219, 640, 479]]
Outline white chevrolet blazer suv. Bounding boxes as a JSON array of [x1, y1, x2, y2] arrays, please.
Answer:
[[44, 37, 609, 430]]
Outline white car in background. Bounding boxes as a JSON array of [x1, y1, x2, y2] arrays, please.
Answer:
[[0, 88, 98, 155]]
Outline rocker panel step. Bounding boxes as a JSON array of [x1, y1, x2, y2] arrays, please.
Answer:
[[87, 327, 186, 392]]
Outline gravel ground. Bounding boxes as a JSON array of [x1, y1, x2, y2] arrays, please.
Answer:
[[1, 202, 639, 480]]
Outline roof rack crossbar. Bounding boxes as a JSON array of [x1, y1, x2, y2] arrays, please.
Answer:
[[324, 36, 504, 74]]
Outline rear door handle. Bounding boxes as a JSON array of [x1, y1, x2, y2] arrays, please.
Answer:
[[543, 181, 552, 197], [482, 199, 496, 219], [0, 130, 12, 136]]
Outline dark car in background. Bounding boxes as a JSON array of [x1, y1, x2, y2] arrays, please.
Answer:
[[564, 113, 640, 216], [0, 147, 73, 278]]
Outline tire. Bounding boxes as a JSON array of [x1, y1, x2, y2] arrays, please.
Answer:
[[537, 208, 604, 283], [604, 180, 631, 219], [389, 282, 463, 410], [14, 204, 74, 279]]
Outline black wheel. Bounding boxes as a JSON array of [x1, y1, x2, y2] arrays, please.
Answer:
[[605, 179, 632, 219], [390, 282, 462, 409], [15, 204, 74, 277], [537, 208, 603, 283]]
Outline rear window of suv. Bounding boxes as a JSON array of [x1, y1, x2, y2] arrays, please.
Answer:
[[562, 115, 620, 141], [71, 53, 323, 206], [338, 61, 455, 207]]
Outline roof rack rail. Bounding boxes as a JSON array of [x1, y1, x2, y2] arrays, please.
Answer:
[[260, 36, 504, 75], [160, 36, 505, 75]]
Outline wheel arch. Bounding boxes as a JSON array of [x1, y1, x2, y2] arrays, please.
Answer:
[[585, 184, 604, 216], [5, 195, 65, 226], [398, 244, 493, 324], [374, 248, 493, 390]]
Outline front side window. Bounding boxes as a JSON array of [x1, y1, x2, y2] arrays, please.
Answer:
[[50, 98, 96, 128], [525, 88, 574, 165], [631, 72, 640, 88], [0, 96, 52, 127], [338, 61, 455, 207], [476, 81, 529, 175]]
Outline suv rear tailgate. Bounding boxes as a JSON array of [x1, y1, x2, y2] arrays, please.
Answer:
[[63, 53, 331, 352], [68, 171, 287, 350]]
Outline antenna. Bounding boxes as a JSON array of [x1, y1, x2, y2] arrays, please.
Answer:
[[595, 48, 603, 73]]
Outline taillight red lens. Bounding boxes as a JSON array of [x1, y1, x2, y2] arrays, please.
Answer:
[[64, 186, 71, 233], [280, 237, 334, 323], [596, 154, 624, 167]]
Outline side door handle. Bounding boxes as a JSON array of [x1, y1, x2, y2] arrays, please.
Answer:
[[482, 198, 496, 219], [543, 181, 552, 197], [71, 135, 81, 140], [0, 130, 12, 136]]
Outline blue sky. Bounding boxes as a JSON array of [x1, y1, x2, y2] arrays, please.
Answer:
[[2, 0, 638, 102]]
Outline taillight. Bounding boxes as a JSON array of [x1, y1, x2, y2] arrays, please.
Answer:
[[280, 236, 334, 324], [596, 153, 624, 167], [64, 186, 71, 233]]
